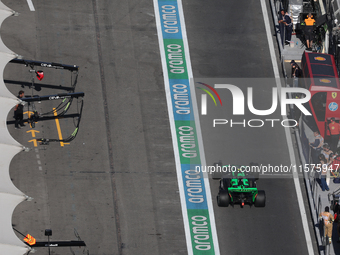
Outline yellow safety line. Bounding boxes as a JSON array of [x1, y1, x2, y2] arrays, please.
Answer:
[[24, 111, 35, 118], [53, 108, 66, 147], [28, 139, 37, 147]]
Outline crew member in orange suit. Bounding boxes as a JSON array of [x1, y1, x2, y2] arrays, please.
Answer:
[[304, 13, 315, 50]]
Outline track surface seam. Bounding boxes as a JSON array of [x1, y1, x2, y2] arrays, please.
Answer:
[[91, 1, 123, 254]]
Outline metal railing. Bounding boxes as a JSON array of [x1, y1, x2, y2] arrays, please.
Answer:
[[269, 0, 333, 253]]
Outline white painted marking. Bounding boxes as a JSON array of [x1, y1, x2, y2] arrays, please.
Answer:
[[260, 0, 314, 254], [153, 2, 193, 254], [38, 166, 42, 171], [27, 0, 35, 11], [36, 154, 40, 159], [153, 0, 220, 254], [176, 0, 220, 252], [37, 160, 41, 165]]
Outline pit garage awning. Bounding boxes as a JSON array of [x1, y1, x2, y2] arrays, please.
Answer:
[[0, 1, 31, 254], [301, 51, 340, 90]]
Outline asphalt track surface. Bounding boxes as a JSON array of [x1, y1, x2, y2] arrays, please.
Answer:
[[183, 0, 318, 254], [4, 1, 185, 255], [2, 0, 318, 255]]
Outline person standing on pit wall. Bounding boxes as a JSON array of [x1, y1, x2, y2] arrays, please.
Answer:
[[318, 154, 330, 191], [321, 143, 334, 186], [14, 90, 25, 129], [309, 130, 324, 163], [304, 13, 315, 50], [278, 9, 286, 45], [290, 60, 302, 87], [322, 143, 334, 164], [319, 206, 334, 245], [290, 60, 302, 78], [328, 117, 340, 153], [284, 11, 293, 45]]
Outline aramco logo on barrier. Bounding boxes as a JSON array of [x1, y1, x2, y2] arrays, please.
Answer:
[[196, 83, 312, 128]]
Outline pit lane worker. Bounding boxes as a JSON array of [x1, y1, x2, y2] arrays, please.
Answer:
[[318, 154, 330, 192], [309, 131, 324, 163], [320, 206, 334, 245], [304, 13, 315, 50], [14, 90, 25, 129], [321, 143, 334, 186], [328, 117, 340, 153], [284, 11, 293, 45], [278, 9, 292, 45]]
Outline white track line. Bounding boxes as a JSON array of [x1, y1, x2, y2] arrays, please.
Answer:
[[177, 0, 221, 253], [260, 0, 314, 254], [153, 2, 193, 254], [153, 0, 220, 254], [27, 0, 35, 11]]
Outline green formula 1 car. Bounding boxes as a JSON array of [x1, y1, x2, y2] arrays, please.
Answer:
[[215, 164, 266, 208]]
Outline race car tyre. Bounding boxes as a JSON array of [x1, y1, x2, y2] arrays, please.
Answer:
[[254, 190, 266, 207], [220, 178, 231, 190], [217, 190, 230, 207]]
